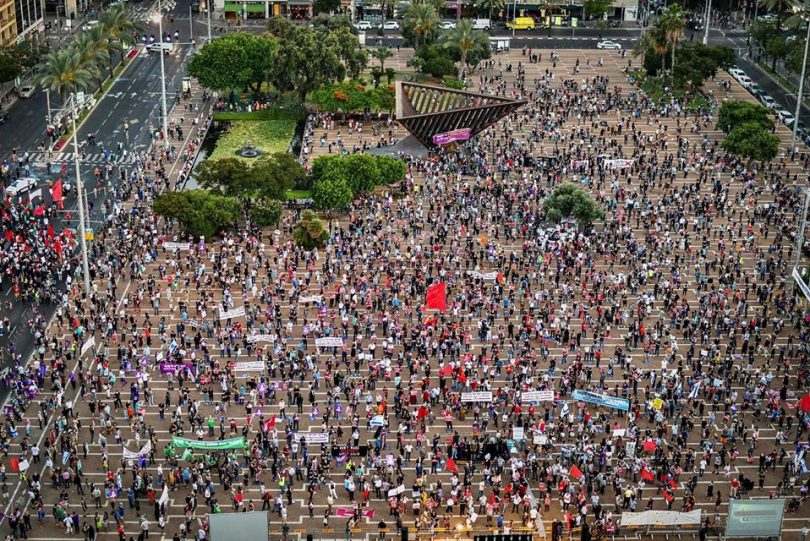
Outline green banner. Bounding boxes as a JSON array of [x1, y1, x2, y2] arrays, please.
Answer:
[[171, 436, 247, 450]]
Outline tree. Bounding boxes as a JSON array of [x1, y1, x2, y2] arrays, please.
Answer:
[[251, 152, 303, 200], [540, 0, 558, 36], [765, 35, 791, 71], [368, 85, 395, 112], [313, 0, 342, 14], [633, 23, 668, 71], [72, 30, 109, 90], [292, 210, 329, 249], [403, 3, 441, 49], [543, 183, 604, 225], [441, 19, 490, 68], [250, 199, 284, 227], [0, 52, 22, 84], [673, 43, 735, 91], [194, 158, 254, 197], [748, 19, 775, 51], [371, 46, 394, 70], [375, 156, 408, 185], [583, 0, 613, 37], [765, 0, 797, 31], [188, 33, 275, 93], [98, 3, 143, 67], [310, 13, 355, 32], [37, 49, 95, 101], [717, 100, 773, 133], [153, 190, 241, 238], [412, 45, 458, 77], [312, 173, 354, 211], [656, 5, 686, 84], [475, 0, 504, 29], [722, 122, 780, 162]]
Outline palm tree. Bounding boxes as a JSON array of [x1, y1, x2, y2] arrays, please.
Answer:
[[632, 23, 667, 66], [474, 0, 504, 31], [765, 0, 797, 30], [72, 31, 109, 91], [37, 49, 95, 102], [371, 46, 394, 70], [99, 3, 144, 66], [441, 19, 489, 68], [540, 0, 557, 36], [656, 5, 685, 84], [404, 3, 440, 49]]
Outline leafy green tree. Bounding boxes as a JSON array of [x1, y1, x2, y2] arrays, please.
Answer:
[[722, 122, 780, 162], [475, 0, 504, 28], [717, 100, 774, 133], [583, 0, 613, 37], [371, 46, 394, 70], [748, 19, 775, 51], [403, 3, 441, 49], [313, 0, 342, 14], [785, 38, 810, 77], [673, 43, 735, 91], [72, 30, 108, 90], [194, 158, 254, 197], [0, 52, 22, 84], [412, 45, 458, 77], [250, 199, 284, 227], [251, 152, 303, 200], [153, 190, 241, 238], [368, 86, 395, 112], [37, 49, 95, 101], [764, 0, 797, 31], [765, 35, 791, 71], [292, 210, 329, 249], [310, 155, 339, 184], [543, 183, 604, 225], [312, 173, 354, 211], [656, 5, 686, 84], [98, 3, 144, 67], [188, 33, 276, 92], [375, 156, 408, 185], [440, 19, 490, 68]]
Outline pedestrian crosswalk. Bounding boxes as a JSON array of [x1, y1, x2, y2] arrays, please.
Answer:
[[27, 151, 142, 167]]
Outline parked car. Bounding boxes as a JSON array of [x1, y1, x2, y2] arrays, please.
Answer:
[[506, 17, 535, 30], [17, 85, 35, 98], [737, 75, 753, 88], [439, 20, 456, 29], [776, 109, 795, 126], [382, 21, 400, 30], [759, 94, 776, 109], [356, 20, 373, 30], [748, 82, 762, 95], [596, 40, 622, 49], [5, 177, 38, 197], [728, 66, 744, 79]]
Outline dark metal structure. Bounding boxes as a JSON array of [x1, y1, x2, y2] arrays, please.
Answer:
[[395, 81, 526, 148]]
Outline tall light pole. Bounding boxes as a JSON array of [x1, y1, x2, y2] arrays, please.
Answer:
[[68, 94, 91, 297], [189, 4, 194, 42], [790, 13, 810, 153], [153, 1, 170, 150], [207, 0, 212, 41], [703, 0, 711, 44]]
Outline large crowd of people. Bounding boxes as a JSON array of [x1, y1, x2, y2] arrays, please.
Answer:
[[0, 48, 809, 541]]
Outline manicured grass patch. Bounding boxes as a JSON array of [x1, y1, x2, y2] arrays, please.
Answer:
[[209, 119, 296, 162], [285, 189, 312, 200], [212, 108, 306, 121]]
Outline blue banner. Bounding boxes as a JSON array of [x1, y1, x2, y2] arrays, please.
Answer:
[[572, 390, 630, 412]]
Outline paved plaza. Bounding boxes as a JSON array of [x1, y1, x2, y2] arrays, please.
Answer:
[[2, 48, 810, 541]]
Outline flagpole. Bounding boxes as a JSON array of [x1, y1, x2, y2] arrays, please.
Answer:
[[70, 94, 92, 298]]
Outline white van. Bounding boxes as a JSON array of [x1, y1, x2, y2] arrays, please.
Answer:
[[148, 42, 174, 54], [472, 18, 491, 30]]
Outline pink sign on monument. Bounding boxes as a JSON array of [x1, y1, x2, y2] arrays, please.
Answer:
[[432, 128, 471, 145]]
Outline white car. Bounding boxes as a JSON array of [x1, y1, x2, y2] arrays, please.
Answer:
[[382, 21, 400, 30], [147, 42, 174, 54], [776, 109, 795, 126], [17, 85, 35, 98], [759, 95, 776, 109], [5, 177, 38, 197], [439, 20, 456, 29], [596, 40, 622, 50], [737, 75, 752, 88], [356, 20, 373, 30]]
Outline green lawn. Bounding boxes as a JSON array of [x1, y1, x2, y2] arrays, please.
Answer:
[[285, 189, 312, 200], [209, 119, 297, 162]]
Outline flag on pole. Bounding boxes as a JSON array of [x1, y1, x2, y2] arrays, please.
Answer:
[[29, 188, 42, 201], [641, 468, 655, 482], [446, 458, 459, 474], [265, 416, 276, 430], [158, 483, 169, 506], [426, 282, 447, 312], [51, 179, 63, 203], [569, 464, 583, 480]]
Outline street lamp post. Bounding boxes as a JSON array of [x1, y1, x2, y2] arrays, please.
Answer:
[[703, 0, 711, 44], [153, 0, 170, 150], [67, 94, 92, 297], [189, 4, 194, 42], [45, 88, 52, 124], [207, 0, 212, 40], [790, 15, 810, 152]]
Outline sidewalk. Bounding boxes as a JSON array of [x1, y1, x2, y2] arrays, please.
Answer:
[[162, 78, 213, 190]]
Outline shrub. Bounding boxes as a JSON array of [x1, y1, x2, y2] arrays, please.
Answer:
[[292, 210, 329, 249], [250, 199, 284, 227]]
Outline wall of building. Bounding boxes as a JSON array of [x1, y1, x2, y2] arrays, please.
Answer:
[[0, 0, 17, 46]]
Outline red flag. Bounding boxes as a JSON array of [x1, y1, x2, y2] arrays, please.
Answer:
[[47, 224, 54, 238], [33, 204, 45, 217], [51, 179, 63, 203], [426, 282, 447, 312], [446, 458, 459, 474], [265, 417, 276, 430], [9, 457, 19, 472], [641, 468, 655, 482], [569, 464, 583, 480], [800, 395, 810, 412], [54, 240, 63, 256], [668, 478, 678, 489]]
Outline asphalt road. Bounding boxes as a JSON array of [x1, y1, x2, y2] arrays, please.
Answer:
[[0, 0, 208, 387]]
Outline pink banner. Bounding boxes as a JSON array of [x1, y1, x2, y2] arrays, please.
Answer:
[[432, 128, 471, 146], [335, 508, 375, 518]]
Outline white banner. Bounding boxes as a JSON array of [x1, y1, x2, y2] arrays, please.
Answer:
[[29, 188, 42, 201], [233, 361, 265, 372], [466, 270, 499, 280], [219, 306, 246, 320], [461, 391, 492, 403], [604, 158, 634, 169], [18, 459, 29, 472], [521, 390, 554, 403], [315, 337, 343, 347], [299, 295, 323, 304], [122, 440, 152, 460], [158, 483, 169, 506], [512, 427, 524, 441], [296, 432, 329, 444], [246, 334, 276, 344], [387, 485, 405, 497], [163, 241, 191, 251], [81, 336, 96, 357], [620, 509, 701, 528]]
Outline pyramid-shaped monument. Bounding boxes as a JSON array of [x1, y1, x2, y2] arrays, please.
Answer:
[[395, 81, 526, 148]]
